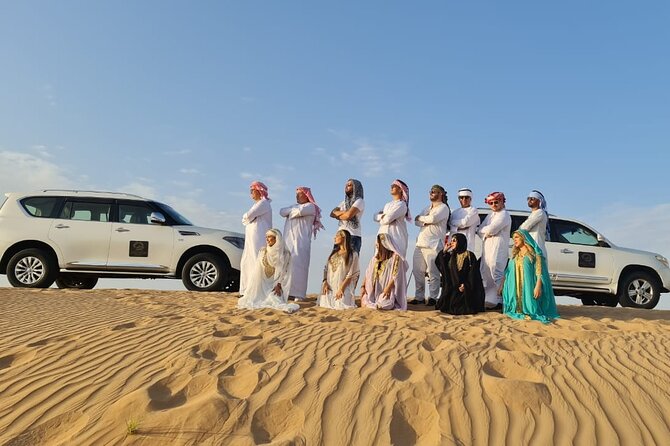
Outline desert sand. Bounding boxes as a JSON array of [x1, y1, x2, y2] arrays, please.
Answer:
[[1, 288, 669, 446]]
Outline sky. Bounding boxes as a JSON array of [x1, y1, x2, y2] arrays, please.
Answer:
[[1, 1, 669, 308]]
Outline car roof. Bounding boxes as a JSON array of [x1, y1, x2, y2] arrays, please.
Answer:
[[6, 190, 148, 200]]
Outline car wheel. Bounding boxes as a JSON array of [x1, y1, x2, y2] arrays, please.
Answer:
[[55, 274, 98, 289], [618, 271, 661, 309], [182, 253, 228, 291], [7, 248, 58, 288]]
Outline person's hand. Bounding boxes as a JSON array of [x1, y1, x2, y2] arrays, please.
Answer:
[[497, 284, 503, 296], [533, 283, 542, 299], [458, 284, 465, 293], [273, 283, 282, 296], [321, 281, 330, 295], [382, 287, 392, 299], [335, 288, 344, 300]]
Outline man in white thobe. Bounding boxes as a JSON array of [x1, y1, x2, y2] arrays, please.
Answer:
[[240, 181, 272, 296], [374, 179, 410, 257], [519, 189, 549, 258], [449, 188, 480, 252], [280, 186, 324, 301], [409, 185, 451, 305], [478, 191, 511, 309]]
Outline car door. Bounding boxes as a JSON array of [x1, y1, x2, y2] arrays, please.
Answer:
[[547, 218, 614, 289], [48, 198, 114, 269], [106, 200, 174, 273]]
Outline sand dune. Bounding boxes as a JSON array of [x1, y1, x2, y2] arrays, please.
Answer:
[[1, 288, 669, 445]]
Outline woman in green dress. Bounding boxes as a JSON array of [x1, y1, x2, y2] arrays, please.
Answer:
[[499, 229, 559, 323]]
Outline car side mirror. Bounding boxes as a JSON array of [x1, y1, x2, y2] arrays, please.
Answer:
[[150, 212, 166, 225], [597, 234, 610, 248]]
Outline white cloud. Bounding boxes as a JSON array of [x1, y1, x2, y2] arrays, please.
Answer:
[[0, 151, 75, 194], [340, 140, 410, 177], [242, 147, 252, 153], [179, 168, 200, 175], [163, 149, 192, 155], [117, 182, 158, 200]]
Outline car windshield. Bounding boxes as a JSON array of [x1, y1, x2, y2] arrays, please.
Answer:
[[153, 202, 193, 226]]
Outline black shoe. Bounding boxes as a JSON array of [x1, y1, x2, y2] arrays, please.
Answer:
[[426, 298, 437, 306], [407, 299, 425, 305]]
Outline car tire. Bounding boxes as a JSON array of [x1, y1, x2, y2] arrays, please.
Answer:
[[55, 274, 98, 289], [7, 248, 58, 289], [182, 253, 229, 291], [618, 271, 661, 309]]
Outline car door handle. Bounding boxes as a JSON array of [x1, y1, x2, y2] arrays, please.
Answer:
[[116, 227, 131, 233], [54, 223, 70, 229], [561, 248, 574, 254]]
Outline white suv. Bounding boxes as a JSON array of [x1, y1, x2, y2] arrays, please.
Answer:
[[476, 209, 670, 309], [0, 190, 244, 292]]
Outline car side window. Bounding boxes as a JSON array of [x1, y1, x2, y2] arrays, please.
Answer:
[[551, 219, 598, 246], [119, 203, 155, 225], [60, 201, 111, 222], [20, 197, 61, 218]]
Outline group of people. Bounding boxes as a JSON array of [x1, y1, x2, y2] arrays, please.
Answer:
[[236, 179, 558, 323]]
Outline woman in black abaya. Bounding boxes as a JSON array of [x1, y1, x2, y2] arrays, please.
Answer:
[[435, 233, 485, 314]]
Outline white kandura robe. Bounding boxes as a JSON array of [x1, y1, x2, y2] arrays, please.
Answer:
[[519, 209, 548, 258], [374, 200, 409, 257], [237, 246, 298, 313], [478, 209, 512, 306], [280, 203, 316, 299], [449, 206, 480, 252], [240, 198, 272, 295], [318, 252, 360, 310]]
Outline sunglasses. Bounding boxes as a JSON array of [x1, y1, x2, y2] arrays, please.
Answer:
[[489, 200, 501, 205]]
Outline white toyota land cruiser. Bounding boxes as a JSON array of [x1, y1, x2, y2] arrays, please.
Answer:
[[0, 190, 244, 292], [476, 209, 670, 309]]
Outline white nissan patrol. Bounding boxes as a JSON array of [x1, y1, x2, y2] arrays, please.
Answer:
[[0, 190, 244, 292], [476, 209, 670, 309]]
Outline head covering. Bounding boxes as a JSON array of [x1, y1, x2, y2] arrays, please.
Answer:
[[513, 229, 544, 258], [452, 233, 468, 254], [528, 189, 550, 239], [457, 188, 473, 198], [250, 181, 270, 200], [344, 179, 364, 229], [431, 184, 448, 205], [377, 233, 404, 260], [297, 186, 325, 238], [484, 191, 506, 206], [392, 179, 412, 221], [265, 228, 289, 276]]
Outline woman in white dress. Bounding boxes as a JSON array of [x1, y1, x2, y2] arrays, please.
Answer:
[[318, 229, 360, 310], [237, 229, 299, 313]]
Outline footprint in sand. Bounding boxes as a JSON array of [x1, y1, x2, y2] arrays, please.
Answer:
[[390, 396, 440, 445], [420, 333, 453, 352], [213, 327, 241, 338], [5, 411, 89, 446], [112, 322, 136, 330], [147, 373, 215, 411], [250, 399, 305, 445], [0, 350, 37, 370], [191, 339, 236, 361], [320, 315, 341, 323], [481, 359, 551, 412], [217, 361, 260, 399], [391, 358, 428, 383]]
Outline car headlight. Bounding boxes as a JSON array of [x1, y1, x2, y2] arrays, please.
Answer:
[[655, 255, 669, 269], [223, 236, 245, 249]]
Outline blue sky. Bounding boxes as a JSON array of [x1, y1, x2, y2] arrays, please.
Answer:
[[1, 1, 669, 308]]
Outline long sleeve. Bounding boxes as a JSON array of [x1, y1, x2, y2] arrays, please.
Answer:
[[519, 210, 543, 231], [452, 207, 479, 229], [379, 201, 407, 225], [279, 206, 293, 218], [345, 252, 360, 280], [288, 203, 316, 219], [479, 211, 510, 237], [243, 199, 271, 225], [415, 206, 430, 227], [417, 204, 450, 225]]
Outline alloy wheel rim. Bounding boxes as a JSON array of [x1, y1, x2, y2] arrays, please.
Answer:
[[627, 279, 653, 305], [15, 256, 46, 285], [189, 261, 218, 288]]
